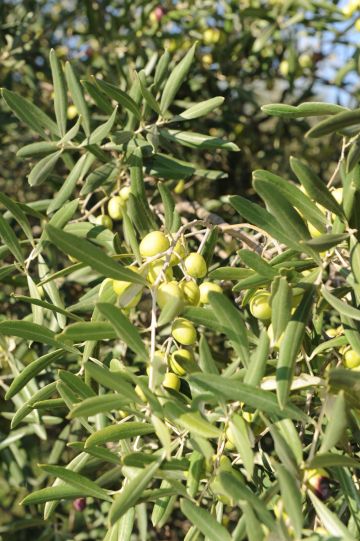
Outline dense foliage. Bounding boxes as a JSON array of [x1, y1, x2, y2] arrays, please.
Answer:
[[1, 2, 360, 541]]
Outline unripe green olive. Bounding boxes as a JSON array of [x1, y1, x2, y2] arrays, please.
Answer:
[[169, 238, 187, 266], [325, 326, 343, 338], [172, 317, 197, 345], [113, 267, 142, 307], [163, 372, 180, 391], [139, 231, 170, 258], [184, 253, 207, 278], [119, 186, 131, 201], [179, 280, 200, 306], [67, 104, 77, 119], [249, 290, 272, 320], [343, 349, 360, 369], [147, 259, 173, 284], [157, 281, 184, 310], [95, 214, 113, 230], [199, 281, 222, 304], [169, 348, 197, 376], [174, 179, 185, 194], [107, 196, 124, 221]]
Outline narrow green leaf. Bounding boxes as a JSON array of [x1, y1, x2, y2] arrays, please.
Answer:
[[186, 451, 204, 498], [84, 361, 140, 403], [109, 460, 161, 525], [253, 169, 327, 232], [179, 97, 224, 120], [0, 320, 77, 353], [2, 88, 59, 138], [50, 49, 67, 136], [218, 471, 275, 530], [302, 233, 349, 251], [83, 106, 118, 145], [290, 157, 344, 218], [309, 453, 360, 469], [208, 291, 249, 366], [160, 129, 239, 151], [276, 464, 303, 538], [65, 62, 90, 135], [239, 249, 276, 279], [137, 71, 161, 115], [13, 295, 81, 323], [242, 502, 264, 541], [5, 349, 63, 400], [0, 192, 33, 244], [276, 287, 314, 408], [22, 485, 86, 506], [319, 391, 347, 453], [158, 182, 175, 233], [321, 286, 360, 322], [16, 141, 58, 158], [180, 499, 232, 541], [43, 452, 90, 519], [229, 195, 302, 251], [97, 303, 147, 361], [253, 178, 312, 247], [190, 374, 309, 422], [47, 152, 95, 214], [229, 414, 254, 480], [95, 79, 141, 120], [46, 225, 145, 284], [28, 150, 62, 187], [271, 277, 292, 341], [160, 43, 197, 113], [262, 102, 347, 118], [59, 321, 116, 341], [85, 422, 154, 448], [81, 79, 113, 115], [307, 108, 360, 138], [244, 329, 269, 387], [198, 335, 219, 375], [0, 212, 24, 264], [69, 394, 128, 418], [154, 50, 170, 89], [164, 401, 222, 439], [341, 314, 360, 356], [11, 381, 57, 429], [39, 464, 112, 502], [308, 491, 356, 540]]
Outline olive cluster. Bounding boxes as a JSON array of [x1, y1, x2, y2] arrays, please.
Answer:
[[94, 191, 131, 230], [110, 229, 223, 392]]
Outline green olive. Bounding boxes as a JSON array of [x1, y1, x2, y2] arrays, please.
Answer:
[[344, 349, 360, 369], [179, 280, 200, 306], [184, 253, 207, 279], [107, 196, 124, 221], [119, 186, 131, 201], [172, 317, 197, 345], [199, 281, 222, 304], [169, 348, 197, 376], [249, 291, 272, 320], [95, 215, 113, 230], [157, 281, 184, 310], [139, 231, 170, 258], [163, 372, 180, 391], [147, 259, 173, 284]]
